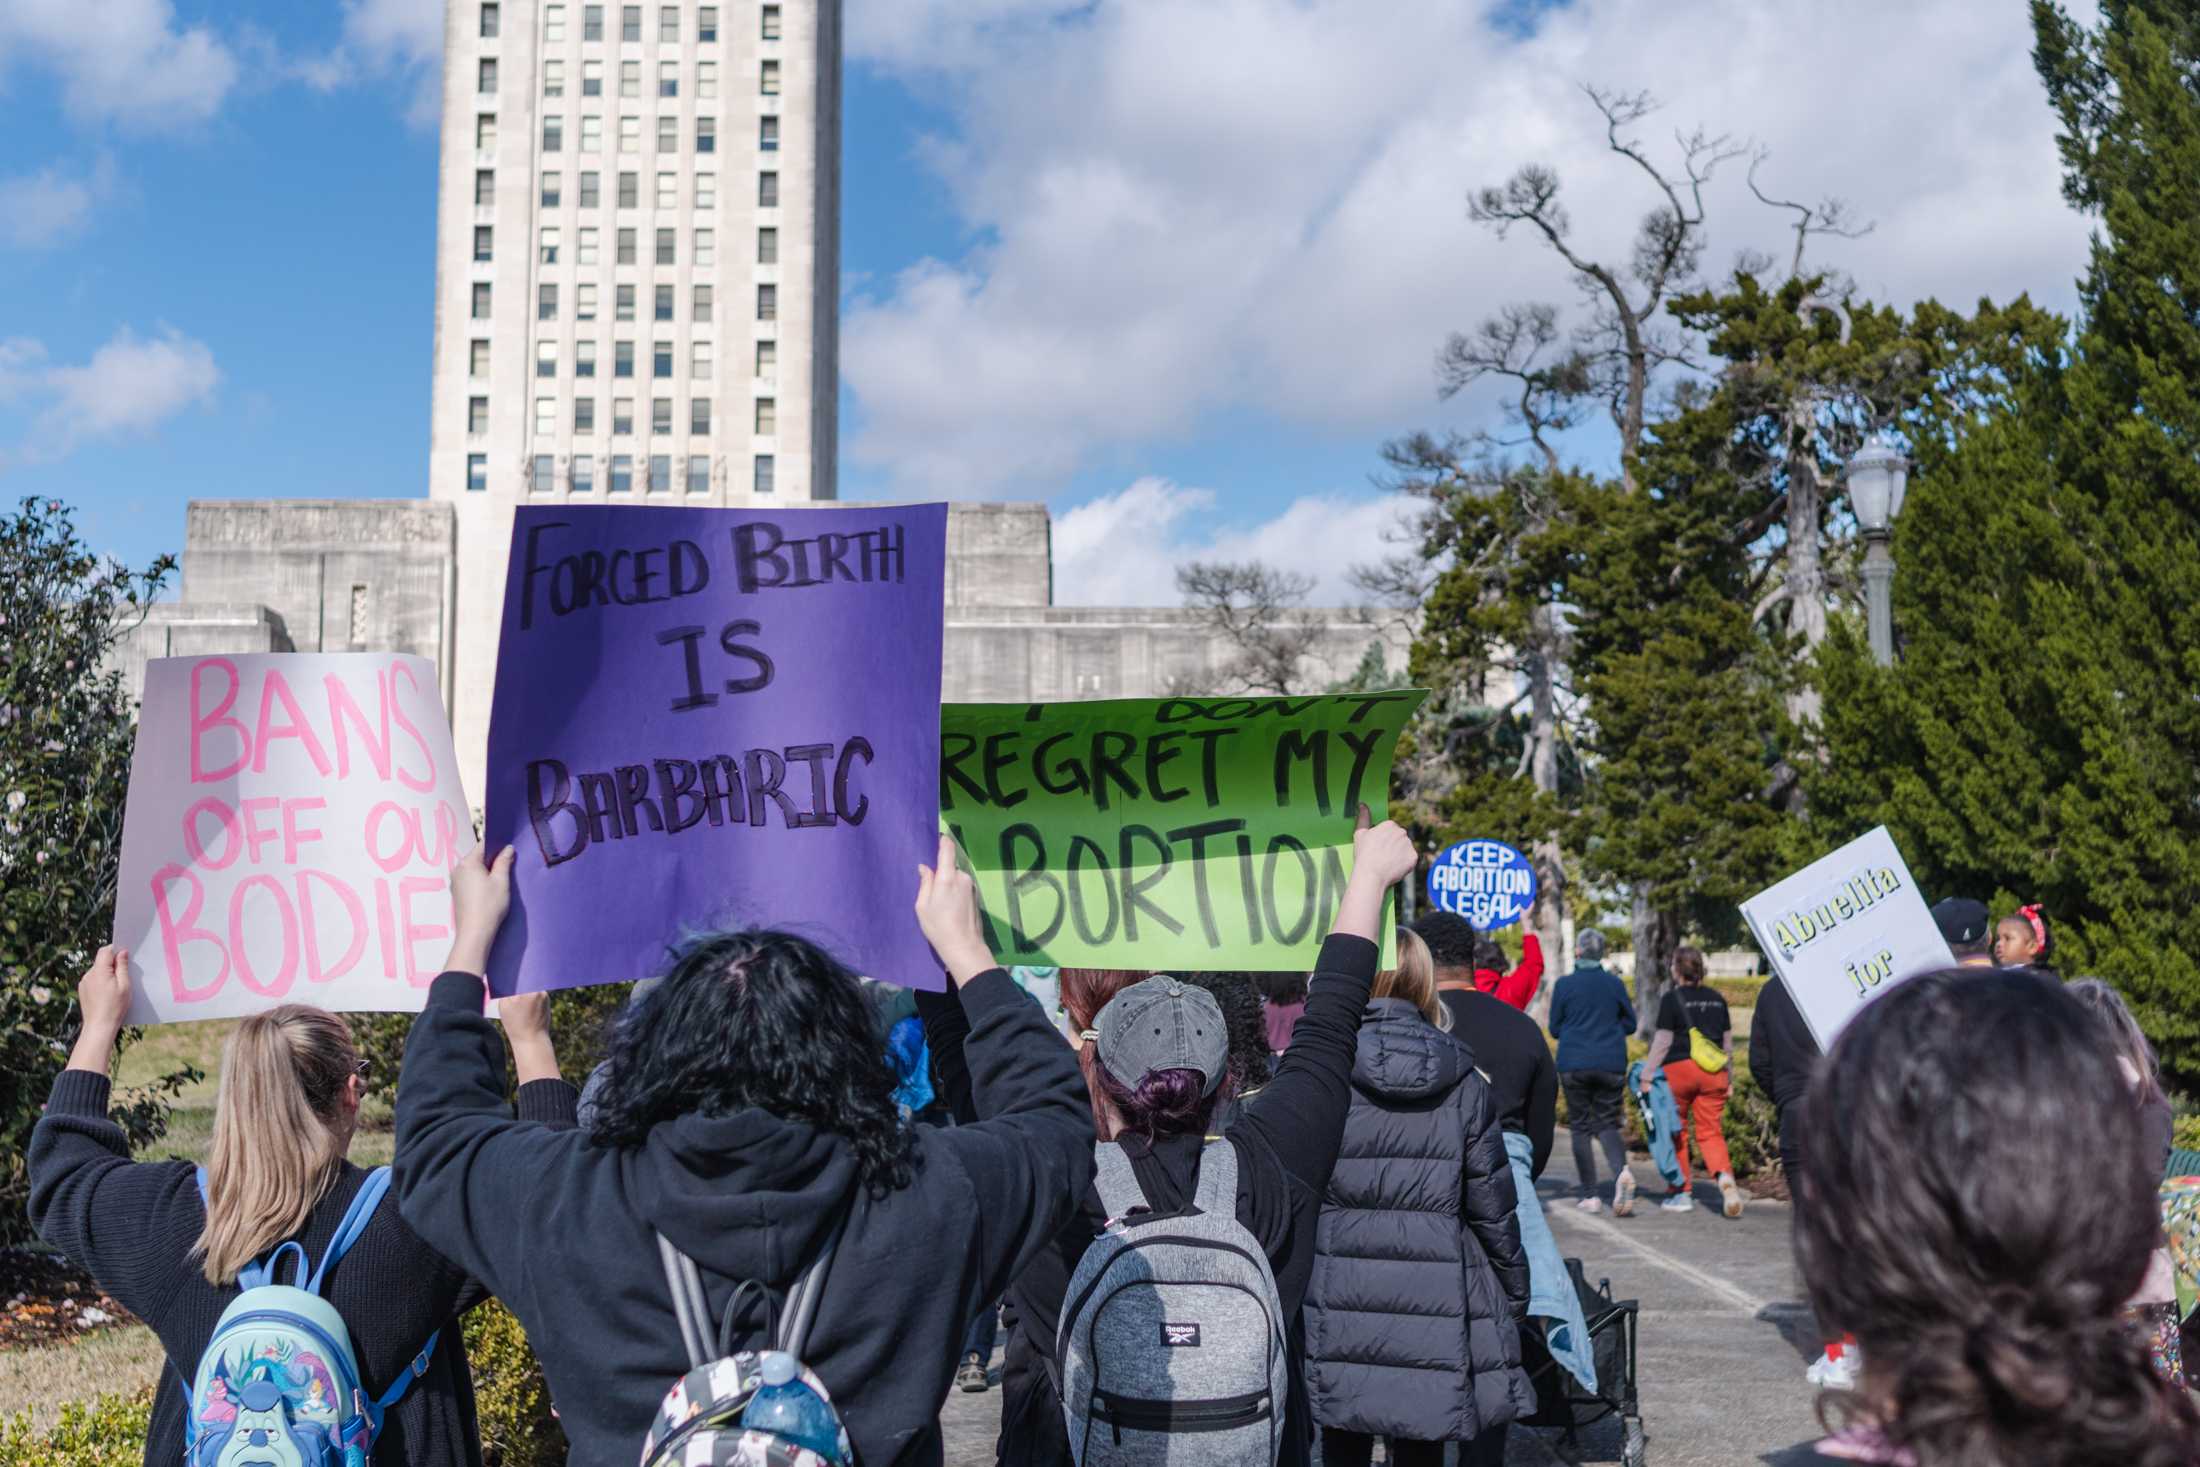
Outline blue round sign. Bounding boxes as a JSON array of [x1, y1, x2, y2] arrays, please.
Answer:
[[1426, 839, 1538, 931]]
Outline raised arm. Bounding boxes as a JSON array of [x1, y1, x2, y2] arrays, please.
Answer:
[[392, 849, 580, 1295], [1227, 813, 1417, 1196], [1492, 931, 1544, 1009], [28, 947, 201, 1324], [913, 835, 1094, 1299]]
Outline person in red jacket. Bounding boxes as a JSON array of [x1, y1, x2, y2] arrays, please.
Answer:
[[1473, 930, 1544, 1011]]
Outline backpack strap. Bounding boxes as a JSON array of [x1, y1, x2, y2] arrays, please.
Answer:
[[1093, 1138, 1234, 1222], [364, 1330, 442, 1431], [1091, 1143, 1149, 1222], [309, 1166, 391, 1295], [655, 1201, 853, 1370]]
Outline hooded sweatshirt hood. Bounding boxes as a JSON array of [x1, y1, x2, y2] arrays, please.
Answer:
[[624, 1106, 863, 1285], [1351, 997, 1473, 1102]]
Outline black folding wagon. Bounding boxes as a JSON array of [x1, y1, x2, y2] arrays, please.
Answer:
[[1517, 1257, 1646, 1466]]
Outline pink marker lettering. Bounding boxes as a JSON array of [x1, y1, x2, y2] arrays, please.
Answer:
[[251, 669, 334, 776], [241, 797, 283, 864], [397, 876, 449, 987], [297, 870, 367, 985], [325, 669, 394, 782], [182, 798, 241, 872], [189, 659, 249, 783], [282, 798, 327, 865], [228, 874, 298, 997], [388, 661, 438, 794], [150, 864, 228, 1002]]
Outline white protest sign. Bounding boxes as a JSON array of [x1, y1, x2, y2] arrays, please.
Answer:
[[114, 653, 475, 1024], [1738, 825, 1954, 1050]]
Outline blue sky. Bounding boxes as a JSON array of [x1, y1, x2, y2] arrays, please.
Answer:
[[0, 0, 2092, 604]]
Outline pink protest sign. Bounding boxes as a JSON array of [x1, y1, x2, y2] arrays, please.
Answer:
[[112, 653, 475, 1023]]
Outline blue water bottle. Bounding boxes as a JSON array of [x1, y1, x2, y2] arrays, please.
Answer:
[[741, 1352, 843, 1462]]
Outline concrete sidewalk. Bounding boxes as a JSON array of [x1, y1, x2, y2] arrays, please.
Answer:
[[1515, 1130, 1825, 1465], [936, 1128, 1828, 1466]]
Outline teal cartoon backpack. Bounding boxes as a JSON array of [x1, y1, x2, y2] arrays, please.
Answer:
[[183, 1166, 438, 1467]]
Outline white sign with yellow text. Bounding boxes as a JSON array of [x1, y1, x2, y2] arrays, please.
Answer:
[[1738, 825, 1954, 1050]]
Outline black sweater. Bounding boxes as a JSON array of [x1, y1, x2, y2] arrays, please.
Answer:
[[392, 967, 1094, 1467], [1439, 987, 1559, 1178], [27, 1067, 577, 1467], [921, 933, 1380, 1467]]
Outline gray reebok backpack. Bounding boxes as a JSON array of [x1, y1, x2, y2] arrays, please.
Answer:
[[1058, 1140, 1289, 1466]]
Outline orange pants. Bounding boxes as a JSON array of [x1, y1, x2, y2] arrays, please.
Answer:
[[1663, 1058, 1732, 1183]]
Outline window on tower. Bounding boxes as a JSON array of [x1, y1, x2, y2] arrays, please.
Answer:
[[610, 453, 633, 493], [545, 4, 565, 41], [621, 5, 640, 43], [659, 6, 678, 42], [476, 113, 497, 150], [532, 455, 556, 494], [758, 172, 778, 208], [657, 115, 677, 153], [656, 227, 675, 266], [478, 58, 498, 93], [687, 454, 710, 494], [468, 453, 489, 492], [691, 397, 712, 433], [582, 59, 603, 96], [480, 3, 499, 39], [620, 59, 639, 99], [618, 170, 638, 208], [653, 340, 673, 376], [543, 116, 564, 152], [469, 397, 489, 435], [584, 4, 602, 41], [759, 115, 779, 152], [544, 59, 564, 97], [655, 284, 674, 322], [693, 282, 714, 319], [753, 455, 775, 495], [757, 226, 777, 264], [473, 225, 493, 262], [761, 60, 781, 96], [615, 341, 635, 378], [577, 283, 599, 320], [696, 116, 716, 154], [699, 7, 718, 43], [649, 453, 671, 491], [470, 339, 490, 376], [476, 169, 495, 206], [755, 398, 776, 435], [538, 282, 558, 320], [756, 284, 777, 321], [472, 282, 493, 318], [573, 453, 596, 492], [652, 398, 673, 435], [539, 170, 560, 207], [762, 5, 781, 41], [659, 61, 677, 98]]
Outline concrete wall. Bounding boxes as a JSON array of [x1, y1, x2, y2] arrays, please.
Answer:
[[106, 604, 291, 704], [179, 499, 457, 702]]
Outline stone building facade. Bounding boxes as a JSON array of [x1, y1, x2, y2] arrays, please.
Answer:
[[115, 497, 1407, 795]]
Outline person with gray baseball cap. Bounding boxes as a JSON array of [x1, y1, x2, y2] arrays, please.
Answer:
[[910, 813, 1418, 1467]]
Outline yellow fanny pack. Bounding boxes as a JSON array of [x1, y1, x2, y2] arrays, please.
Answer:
[[1690, 1026, 1729, 1074]]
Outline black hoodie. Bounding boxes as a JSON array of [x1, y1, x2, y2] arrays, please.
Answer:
[[391, 967, 1094, 1467]]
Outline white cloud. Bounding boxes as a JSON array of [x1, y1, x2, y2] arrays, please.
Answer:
[[1052, 477, 1415, 606], [843, 0, 2095, 498], [0, 156, 116, 247], [0, 327, 219, 466], [302, 0, 444, 128], [0, 0, 238, 128]]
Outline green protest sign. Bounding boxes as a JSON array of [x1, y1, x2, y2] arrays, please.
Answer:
[[941, 691, 1426, 970]]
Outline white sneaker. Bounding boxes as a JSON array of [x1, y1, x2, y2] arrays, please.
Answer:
[[1576, 1196, 1604, 1213], [1809, 1348, 1860, 1391], [1660, 1190, 1694, 1212], [1719, 1174, 1745, 1219], [1613, 1170, 1637, 1218]]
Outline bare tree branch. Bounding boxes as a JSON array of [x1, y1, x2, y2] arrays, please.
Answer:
[[1175, 560, 1325, 696], [1747, 148, 1875, 279]]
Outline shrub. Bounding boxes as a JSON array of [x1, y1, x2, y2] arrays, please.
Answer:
[[0, 497, 194, 1246], [355, 980, 632, 1107], [0, 1388, 152, 1466], [466, 1299, 567, 1466], [1709, 976, 1766, 1009]]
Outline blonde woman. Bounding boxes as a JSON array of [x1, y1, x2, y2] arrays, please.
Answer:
[[1304, 929, 1533, 1467], [29, 945, 574, 1467]]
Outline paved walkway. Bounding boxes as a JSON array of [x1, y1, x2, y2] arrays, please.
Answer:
[[937, 1127, 1827, 1466]]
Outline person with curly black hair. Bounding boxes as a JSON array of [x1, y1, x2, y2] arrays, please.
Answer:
[[1769, 968, 2200, 1467], [1181, 970, 1275, 1112], [390, 840, 1095, 1467]]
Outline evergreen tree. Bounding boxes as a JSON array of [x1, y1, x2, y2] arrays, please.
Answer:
[[1817, 0, 2200, 1079]]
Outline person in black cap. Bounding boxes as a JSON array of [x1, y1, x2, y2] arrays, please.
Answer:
[[1930, 897, 1994, 968]]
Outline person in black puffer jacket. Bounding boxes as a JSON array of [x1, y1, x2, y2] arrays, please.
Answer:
[[1305, 928, 1534, 1467]]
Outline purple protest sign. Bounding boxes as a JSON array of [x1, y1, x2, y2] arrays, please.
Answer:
[[483, 504, 948, 995]]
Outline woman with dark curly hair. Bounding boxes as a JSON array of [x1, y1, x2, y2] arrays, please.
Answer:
[[390, 840, 1095, 1467], [1770, 968, 2200, 1467]]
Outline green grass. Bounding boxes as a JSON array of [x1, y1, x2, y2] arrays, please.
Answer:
[[0, 1327, 164, 1427]]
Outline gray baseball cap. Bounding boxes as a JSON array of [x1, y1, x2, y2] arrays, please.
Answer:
[[1094, 976, 1229, 1097]]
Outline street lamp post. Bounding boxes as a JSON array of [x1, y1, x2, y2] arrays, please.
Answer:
[[1844, 433, 1910, 667]]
